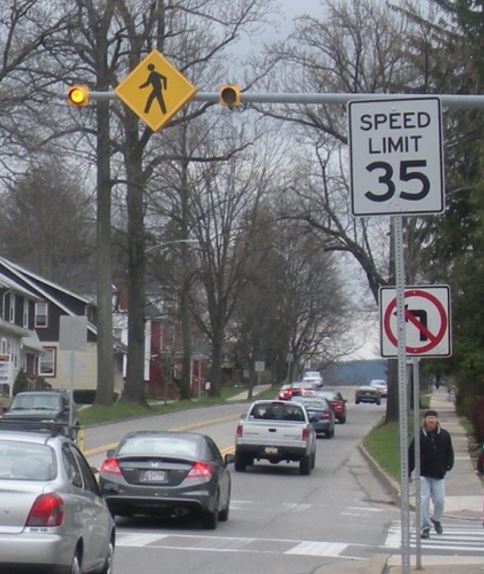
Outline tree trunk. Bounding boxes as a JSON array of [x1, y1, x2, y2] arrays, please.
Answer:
[[179, 160, 192, 399], [385, 358, 399, 423], [94, 7, 115, 406], [179, 272, 192, 399], [94, 95, 114, 406], [208, 325, 224, 397], [121, 113, 147, 406]]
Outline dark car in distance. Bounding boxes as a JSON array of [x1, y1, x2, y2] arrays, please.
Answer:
[[316, 390, 347, 423], [99, 430, 234, 529], [3, 390, 80, 440], [355, 385, 381, 405], [291, 396, 335, 438]]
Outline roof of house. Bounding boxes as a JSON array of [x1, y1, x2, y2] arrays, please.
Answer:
[[0, 257, 97, 337]]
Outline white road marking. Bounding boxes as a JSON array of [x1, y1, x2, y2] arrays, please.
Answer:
[[341, 506, 383, 517], [384, 521, 484, 553], [282, 502, 312, 512], [117, 533, 168, 546], [286, 541, 347, 556]]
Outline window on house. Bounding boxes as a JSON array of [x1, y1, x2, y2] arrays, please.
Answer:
[[23, 299, 29, 328], [35, 302, 48, 328], [9, 294, 15, 323], [40, 348, 55, 376]]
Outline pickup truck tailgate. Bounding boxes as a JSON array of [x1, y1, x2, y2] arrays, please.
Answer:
[[238, 420, 307, 446]]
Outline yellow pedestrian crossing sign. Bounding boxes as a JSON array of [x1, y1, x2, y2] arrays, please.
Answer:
[[115, 49, 198, 132]]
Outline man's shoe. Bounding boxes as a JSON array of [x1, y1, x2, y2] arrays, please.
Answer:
[[431, 519, 443, 534], [421, 527, 430, 539]]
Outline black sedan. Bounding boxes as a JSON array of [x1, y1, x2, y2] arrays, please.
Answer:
[[99, 430, 234, 529], [291, 396, 335, 438], [355, 385, 381, 405]]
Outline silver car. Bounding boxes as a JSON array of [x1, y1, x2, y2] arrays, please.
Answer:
[[0, 425, 115, 574]]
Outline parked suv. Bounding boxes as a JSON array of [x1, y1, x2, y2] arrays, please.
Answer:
[[2, 390, 80, 440]]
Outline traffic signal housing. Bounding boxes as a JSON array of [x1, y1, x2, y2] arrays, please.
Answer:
[[67, 85, 90, 107], [219, 84, 241, 108]]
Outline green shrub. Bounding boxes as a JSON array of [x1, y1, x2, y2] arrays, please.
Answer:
[[12, 370, 29, 395]]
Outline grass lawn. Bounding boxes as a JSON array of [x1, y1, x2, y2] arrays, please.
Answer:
[[363, 395, 431, 483]]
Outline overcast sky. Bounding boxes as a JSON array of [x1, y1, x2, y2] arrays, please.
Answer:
[[234, 0, 382, 361]]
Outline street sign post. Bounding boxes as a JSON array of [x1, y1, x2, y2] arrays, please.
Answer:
[[348, 97, 445, 216], [380, 285, 452, 357], [115, 49, 197, 132], [59, 316, 88, 433]]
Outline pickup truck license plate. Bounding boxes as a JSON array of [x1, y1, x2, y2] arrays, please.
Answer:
[[140, 470, 166, 482], [264, 447, 278, 454]]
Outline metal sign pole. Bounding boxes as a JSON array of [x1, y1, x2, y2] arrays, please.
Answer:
[[413, 357, 422, 569], [68, 349, 75, 434], [394, 216, 411, 574]]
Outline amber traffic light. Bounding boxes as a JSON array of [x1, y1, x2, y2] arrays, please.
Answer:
[[219, 84, 241, 108], [67, 85, 90, 107]]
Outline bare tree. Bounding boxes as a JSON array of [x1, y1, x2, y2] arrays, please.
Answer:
[[183, 126, 279, 396], [232, 209, 350, 392], [256, 0, 435, 421], [0, 158, 95, 286]]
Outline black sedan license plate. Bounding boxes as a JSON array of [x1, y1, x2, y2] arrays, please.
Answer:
[[140, 470, 166, 482]]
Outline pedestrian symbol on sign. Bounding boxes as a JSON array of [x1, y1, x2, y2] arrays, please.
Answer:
[[115, 49, 197, 132], [139, 64, 167, 115]]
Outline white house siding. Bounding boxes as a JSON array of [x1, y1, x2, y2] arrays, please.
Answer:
[[47, 343, 124, 393]]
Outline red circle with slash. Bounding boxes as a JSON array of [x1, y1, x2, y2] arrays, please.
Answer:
[[383, 289, 447, 354]]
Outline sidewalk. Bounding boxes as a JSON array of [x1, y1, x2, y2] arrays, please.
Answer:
[[382, 385, 483, 574], [226, 384, 271, 402]]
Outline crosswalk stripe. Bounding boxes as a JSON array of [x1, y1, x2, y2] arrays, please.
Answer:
[[286, 541, 347, 556], [384, 521, 484, 552], [117, 533, 168, 546]]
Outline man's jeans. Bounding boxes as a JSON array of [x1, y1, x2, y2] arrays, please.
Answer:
[[420, 476, 445, 530]]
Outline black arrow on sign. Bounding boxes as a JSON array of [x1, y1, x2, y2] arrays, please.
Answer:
[[393, 306, 429, 341]]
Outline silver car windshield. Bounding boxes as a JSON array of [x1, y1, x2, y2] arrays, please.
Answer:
[[118, 436, 199, 457], [0, 440, 57, 481]]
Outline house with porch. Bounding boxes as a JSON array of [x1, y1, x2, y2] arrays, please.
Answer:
[[0, 257, 124, 394]]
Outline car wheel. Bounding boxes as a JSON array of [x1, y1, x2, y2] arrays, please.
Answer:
[[98, 537, 114, 574], [376, 399, 381, 405], [234, 451, 246, 472], [203, 493, 219, 530], [355, 400, 359, 404], [325, 428, 335, 438], [339, 416, 346, 424], [69, 548, 82, 574], [218, 491, 230, 522], [299, 455, 311, 476], [310, 451, 316, 469]]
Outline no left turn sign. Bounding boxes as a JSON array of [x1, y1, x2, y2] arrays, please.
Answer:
[[379, 285, 452, 357]]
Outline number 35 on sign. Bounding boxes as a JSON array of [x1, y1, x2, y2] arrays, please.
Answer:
[[348, 97, 445, 217]]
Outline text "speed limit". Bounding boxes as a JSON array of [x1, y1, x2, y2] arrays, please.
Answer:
[[348, 97, 445, 217]]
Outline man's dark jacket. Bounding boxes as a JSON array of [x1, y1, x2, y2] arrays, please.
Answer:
[[409, 425, 454, 479]]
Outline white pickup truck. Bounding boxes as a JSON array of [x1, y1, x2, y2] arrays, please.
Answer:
[[234, 399, 317, 475]]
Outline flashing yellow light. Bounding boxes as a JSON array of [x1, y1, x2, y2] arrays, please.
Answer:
[[67, 85, 90, 107], [219, 84, 241, 108]]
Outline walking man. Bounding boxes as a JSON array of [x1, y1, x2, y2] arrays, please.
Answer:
[[139, 63, 167, 115], [409, 409, 454, 539]]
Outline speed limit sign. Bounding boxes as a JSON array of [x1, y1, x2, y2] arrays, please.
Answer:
[[348, 97, 445, 216]]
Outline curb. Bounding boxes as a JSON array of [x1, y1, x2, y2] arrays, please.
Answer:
[[314, 553, 389, 574], [358, 442, 402, 507]]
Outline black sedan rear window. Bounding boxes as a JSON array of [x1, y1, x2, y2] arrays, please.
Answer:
[[118, 435, 199, 458]]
